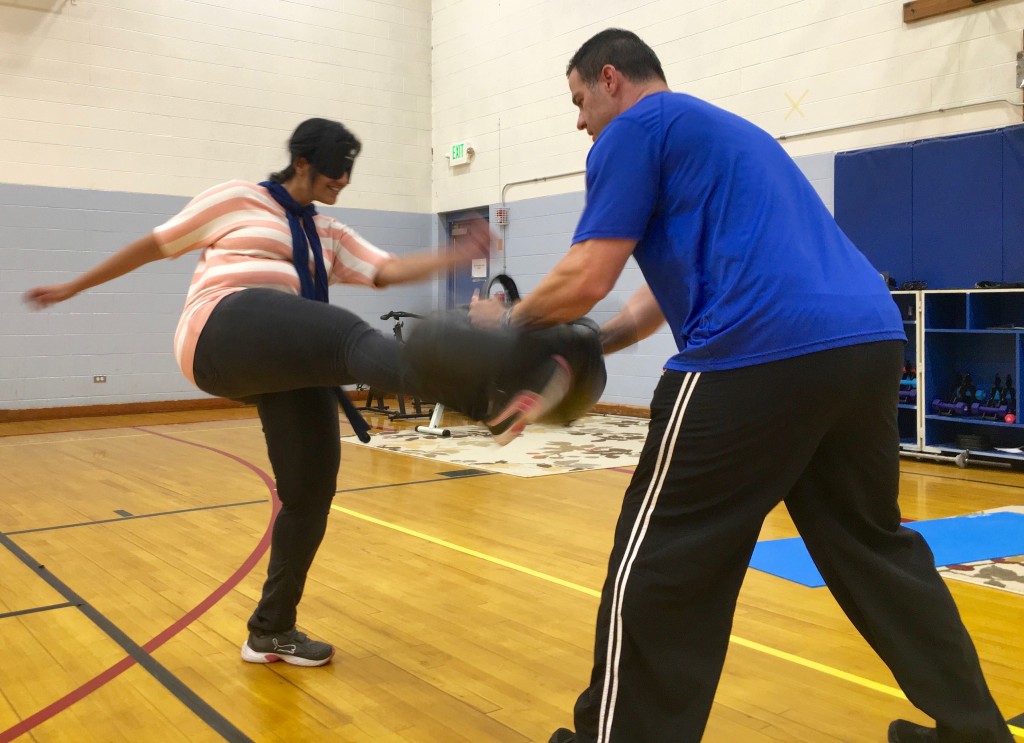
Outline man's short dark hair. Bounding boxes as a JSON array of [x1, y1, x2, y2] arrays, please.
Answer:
[[566, 29, 666, 85]]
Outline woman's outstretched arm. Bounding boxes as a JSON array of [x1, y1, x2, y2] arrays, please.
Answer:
[[24, 233, 165, 308]]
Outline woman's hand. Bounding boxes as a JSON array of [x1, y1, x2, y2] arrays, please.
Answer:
[[23, 282, 80, 309], [451, 216, 494, 262]]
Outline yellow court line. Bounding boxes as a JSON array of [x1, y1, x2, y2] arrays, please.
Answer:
[[331, 504, 1024, 739], [331, 505, 600, 597]]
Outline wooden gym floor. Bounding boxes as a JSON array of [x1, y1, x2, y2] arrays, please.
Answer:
[[0, 407, 1021, 742]]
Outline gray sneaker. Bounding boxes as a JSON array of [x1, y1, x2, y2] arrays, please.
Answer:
[[241, 627, 334, 667]]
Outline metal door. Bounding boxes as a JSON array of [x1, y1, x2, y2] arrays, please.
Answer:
[[445, 211, 489, 309]]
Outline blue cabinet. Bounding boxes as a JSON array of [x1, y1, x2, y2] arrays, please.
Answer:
[[921, 289, 1024, 463]]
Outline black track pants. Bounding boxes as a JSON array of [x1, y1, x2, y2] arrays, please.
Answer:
[[569, 341, 1010, 743]]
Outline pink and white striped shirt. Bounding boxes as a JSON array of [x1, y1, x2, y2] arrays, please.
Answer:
[[153, 180, 393, 385]]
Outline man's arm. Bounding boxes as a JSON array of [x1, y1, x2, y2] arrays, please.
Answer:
[[470, 237, 636, 330], [600, 284, 665, 354]]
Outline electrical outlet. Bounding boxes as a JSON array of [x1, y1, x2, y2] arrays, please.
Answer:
[[93, 375, 107, 383]]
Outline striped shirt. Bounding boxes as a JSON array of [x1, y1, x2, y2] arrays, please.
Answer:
[[153, 180, 393, 385]]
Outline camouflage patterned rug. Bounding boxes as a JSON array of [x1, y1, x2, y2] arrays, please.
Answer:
[[936, 506, 1024, 596], [346, 414, 648, 477], [938, 556, 1024, 595]]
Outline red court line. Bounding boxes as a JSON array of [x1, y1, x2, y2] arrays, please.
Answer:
[[0, 428, 279, 742]]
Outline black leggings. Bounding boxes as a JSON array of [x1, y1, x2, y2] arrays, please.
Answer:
[[192, 289, 424, 632], [192, 288, 413, 402], [192, 288, 559, 632]]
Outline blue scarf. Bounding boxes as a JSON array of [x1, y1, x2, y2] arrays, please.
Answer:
[[260, 179, 372, 442], [260, 180, 329, 302]]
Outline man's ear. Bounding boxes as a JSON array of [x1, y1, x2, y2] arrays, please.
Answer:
[[601, 64, 618, 94], [293, 156, 311, 177]]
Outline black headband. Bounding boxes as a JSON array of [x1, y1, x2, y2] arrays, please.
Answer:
[[307, 129, 360, 179]]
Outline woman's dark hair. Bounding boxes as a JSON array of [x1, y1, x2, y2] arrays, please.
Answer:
[[566, 29, 666, 86], [269, 118, 362, 183]]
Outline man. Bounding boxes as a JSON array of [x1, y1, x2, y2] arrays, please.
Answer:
[[469, 28, 1011, 743]]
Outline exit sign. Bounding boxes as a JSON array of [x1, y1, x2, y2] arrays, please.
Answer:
[[449, 141, 472, 166]]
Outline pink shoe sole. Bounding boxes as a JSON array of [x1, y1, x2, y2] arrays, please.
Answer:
[[486, 355, 572, 445]]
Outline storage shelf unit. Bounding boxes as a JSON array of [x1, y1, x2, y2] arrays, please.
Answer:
[[892, 291, 922, 452], [916, 289, 1024, 465]]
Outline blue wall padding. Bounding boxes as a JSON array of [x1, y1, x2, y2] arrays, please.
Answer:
[[834, 143, 913, 282], [750, 511, 1024, 588], [1003, 126, 1024, 280], [912, 131, 1002, 289], [835, 124, 1024, 289]]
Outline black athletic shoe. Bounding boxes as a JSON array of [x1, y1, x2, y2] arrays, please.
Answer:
[[548, 729, 576, 743], [485, 354, 571, 445], [241, 627, 334, 667], [888, 720, 938, 742]]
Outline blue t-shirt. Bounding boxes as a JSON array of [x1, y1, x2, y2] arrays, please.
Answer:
[[573, 92, 905, 372]]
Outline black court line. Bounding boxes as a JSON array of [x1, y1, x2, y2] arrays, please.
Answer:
[[5, 499, 265, 536], [336, 471, 495, 494], [6, 475, 494, 538], [438, 468, 491, 478], [1009, 711, 1024, 727], [7, 474, 495, 540], [0, 533, 251, 742], [0, 602, 77, 620]]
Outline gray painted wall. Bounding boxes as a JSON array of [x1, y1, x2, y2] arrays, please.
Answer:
[[1, 151, 834, 411], [0, 183, 436, 409]]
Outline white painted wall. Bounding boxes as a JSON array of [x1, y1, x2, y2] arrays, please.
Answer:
[[432, 0, 1024, 212], [0, 0, 433, 212], [432, 0, 1024, 409], [4, 0, 1020, 213], [3, 0, 1022, 410]]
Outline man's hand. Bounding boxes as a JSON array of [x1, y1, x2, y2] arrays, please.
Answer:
[[468, 291, 508, 329]]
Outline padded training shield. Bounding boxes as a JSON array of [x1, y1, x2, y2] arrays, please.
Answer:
[[403, 310, 517, 422], [529, 317, 606, 425], [403, 310, 606, 426]]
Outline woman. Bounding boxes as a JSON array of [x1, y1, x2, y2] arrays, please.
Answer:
[[24, 118, 516, 667]]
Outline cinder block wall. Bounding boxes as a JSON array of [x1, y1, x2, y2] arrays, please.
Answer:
[[3, 0, 1021, 410]]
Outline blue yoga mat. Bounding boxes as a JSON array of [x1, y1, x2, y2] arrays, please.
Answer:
[[749, 511, 1024, 588]]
